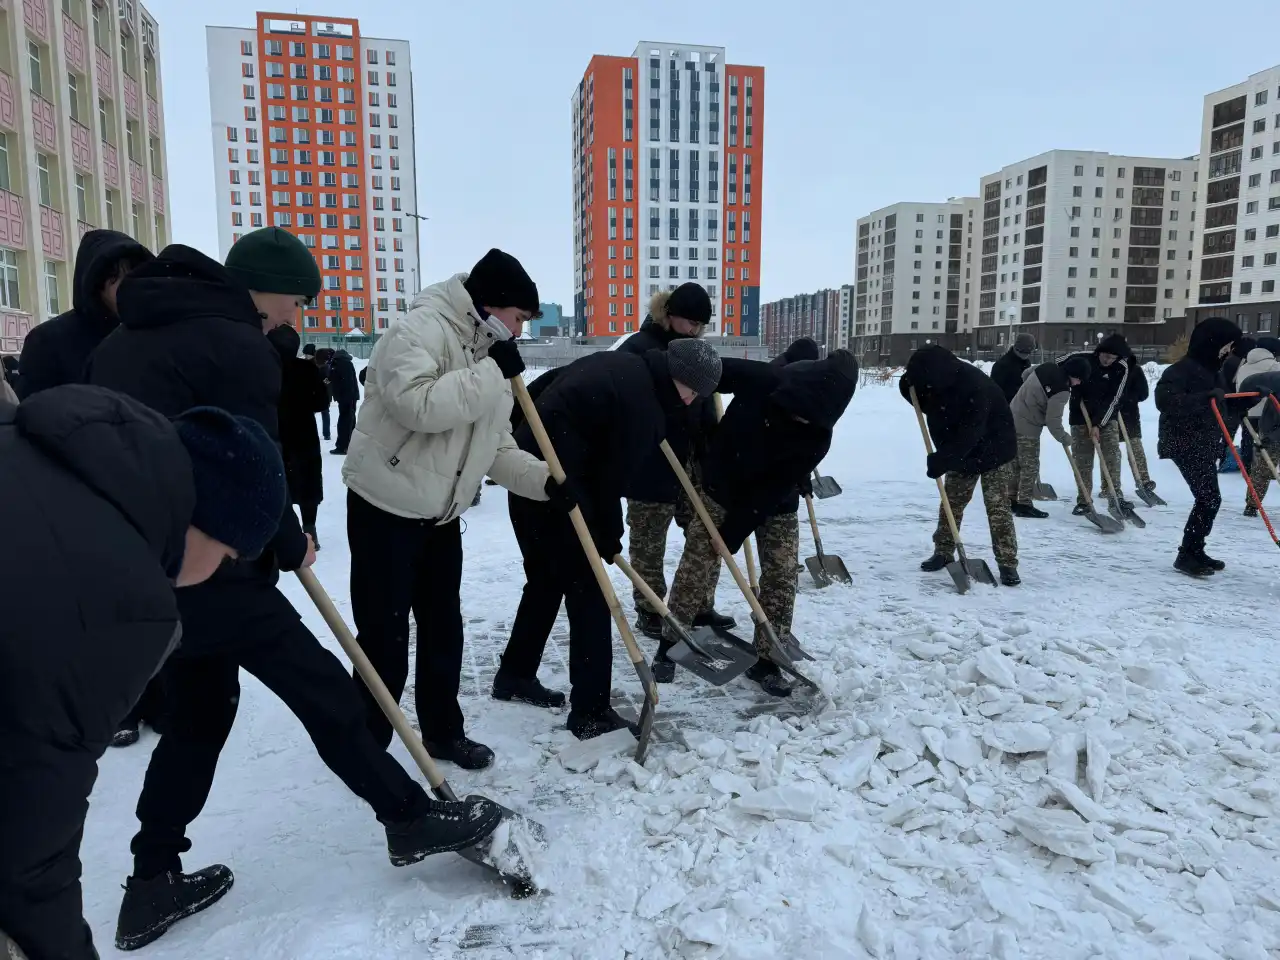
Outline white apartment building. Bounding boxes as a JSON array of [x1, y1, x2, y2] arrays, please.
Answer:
[[852, 197, 979, 364], [1191, 64, 1280, 338], [206, 13, 417, 336], [976, 150, 1198, 356], [2, 0, 170, 356]]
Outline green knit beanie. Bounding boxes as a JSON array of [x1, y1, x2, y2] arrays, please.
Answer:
[[225, 227, 322, 298]]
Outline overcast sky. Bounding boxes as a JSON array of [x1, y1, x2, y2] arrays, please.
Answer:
[[152, 0, 1280, 308]]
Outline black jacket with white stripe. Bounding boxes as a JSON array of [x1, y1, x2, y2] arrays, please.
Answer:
[[1058, 334, 1129, 428]]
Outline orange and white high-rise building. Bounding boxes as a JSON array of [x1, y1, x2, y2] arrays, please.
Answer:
[[206, 13, 417, 335], [571, 42, 763, 340]]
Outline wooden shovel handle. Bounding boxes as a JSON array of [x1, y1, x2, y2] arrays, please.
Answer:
[[659, 439, 771, 628], [510, 377, 657, 705], [613, 554, 672, 619], [909, 386, 964, 547], [1079, 402, 1121, 500], [1241, 416, 1280, 482], [804, 495, 824, 553], [1062, 440, 1096, 507], [1115, 413, 1146, 487], [296, 568, 448, 792]]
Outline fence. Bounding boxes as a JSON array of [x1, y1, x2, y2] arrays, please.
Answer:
[[970, 344, 1171, 365]]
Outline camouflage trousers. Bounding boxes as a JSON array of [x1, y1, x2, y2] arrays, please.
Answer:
[[1070, 422, 1123, 503], [933, 462, 1018, 569], [1247, 427, 1278, 509], [626, 470, 701, 615], [667, 493, 799, 656], [1124, 433, 1153, 488], [1012, 433, 1043, 505]]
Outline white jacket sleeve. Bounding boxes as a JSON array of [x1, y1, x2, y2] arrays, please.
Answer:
[[488, 424, 551, 500], [377, 323, 506, 434]]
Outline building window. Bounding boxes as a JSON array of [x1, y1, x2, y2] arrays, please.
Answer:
[[27, 41, 43, 98], [0, 248, 19, 308], [75, 173, 88, 221], [1241, 282, 1253, 295], [0, 133, 10, 193], [44, 260, 59, 315], [35, 154, 52, 206]]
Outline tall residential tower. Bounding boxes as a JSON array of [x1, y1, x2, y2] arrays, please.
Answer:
[[206, 13, 417, 335], [571, 41, 763, 340]]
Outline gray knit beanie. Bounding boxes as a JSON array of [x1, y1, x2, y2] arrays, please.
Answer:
[[1013, 333, 1036, 359], [667, 338, 722, 398]]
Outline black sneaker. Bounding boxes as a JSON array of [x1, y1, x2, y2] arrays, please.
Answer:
[[329, 448, 346, 456], [693, 609, 736, 629], [745, 660, 793, 698], [1194, 549, 1226, 572], [566, 706, 638, 741], [999, 566, 1021, 587], [115, 865, 234, 951], [491, 672, 566, 709], [384, 796, 504, 867], [303, 524, 320, 551], [1174, 550, 1215, 578], [424, 736, 495, 771], [1245, 504, 1259, 518], [1011, 502, 1049, 519], [633, 609, 664, 640], [919, 553, 952, 572], [111, 723, 141, 748], [1072, 504, 1090, 516]]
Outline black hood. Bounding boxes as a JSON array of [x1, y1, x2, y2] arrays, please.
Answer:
[[770, 337, 821, 368], [1187, 317, 1242, 371], [116, 244, 261, 333], [71, 229, 153, 330], [906, 344, 965, 397], [267, 323, 301, 361], [1095, 334, 1130, 359], [771, 349, 858, 429], [14, 384, 193, 575]]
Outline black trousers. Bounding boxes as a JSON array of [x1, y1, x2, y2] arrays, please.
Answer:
[[335, 402, 357, 452], [319, 405, 331, 440], [347, 490, 466, 746], [1172, 449, 1222, 552], [299, 501, 319, 529], [500, 494, 612, 713], [118, 674, 168, 733], [129, 589, 427, 879]]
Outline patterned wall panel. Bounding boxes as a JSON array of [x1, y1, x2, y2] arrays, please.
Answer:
[[30, 93, 56, 151], [0, 72, 15, 131], [151, 179, 164, 215], [147, 96, 158, 131], [102, 142, 119, 188], [63, 16, 87, 73], [70, 119, 92, 171], [96, 47, 114, 95], [123, 75, 139, 118], [129, 160, 143, 201], [22, 0, 48, 41], [0, 191, 28, 249], [0, 311, 35, 355], [78, 219, 92, 240], [40, 205, 65, 260]]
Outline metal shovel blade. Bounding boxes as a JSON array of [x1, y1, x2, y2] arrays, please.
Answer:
[[1083, 507, 1125, 534], [811, 473, 843, 499], [1119, 500, 1146, 528], [432, 781, 545, 898], [1135, 486, 1167, 507], [1032, 481, 1058, 501], [634, 695, 656, 765], [665, 623, 758, 686], [775, 629, 816, 662], [806, 552, 852, 588], [947, 547, 998, 593]]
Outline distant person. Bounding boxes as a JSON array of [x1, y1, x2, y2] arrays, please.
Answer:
[[303, 343, 332, 441], [16, 229, 152, 398], [1007, 357, 1090, 518], [328, 348, 359, 454], [990, 333, 1035, 403]]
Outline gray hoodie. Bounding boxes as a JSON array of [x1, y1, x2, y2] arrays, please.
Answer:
[[1010, 362, 1073, 445], [1236, 347, 1280, 418]]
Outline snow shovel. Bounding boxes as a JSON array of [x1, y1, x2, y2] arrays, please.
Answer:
[[1032, 478, 1059, 501], [1080, 404, 1144, 528], [803, 495, 851, 587], [295, 568, 543, 898], [612, 554, 757, 685], [742, 531, 811, 662], [1061, 441, 1124, 534], [1241, 416, 1280, 502], [660, 441, 823, 694], [811, 468, 842, 500], [1214, 395, 1280, 548], [909, 387, 998, 594], [510, 377, 658, 764], [1117, 414, 1166, 507]]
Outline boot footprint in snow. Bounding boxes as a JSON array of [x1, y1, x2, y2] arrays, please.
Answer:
[[115, 864, 235, 951]]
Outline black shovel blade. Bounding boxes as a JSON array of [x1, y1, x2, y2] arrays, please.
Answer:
[[811, 475, 842, 499], [1135, 486, 1166, 507], [431, 783, 546, 898], [1118, 501, 1146, 527], [666, 624, 758, 686], [775, 629, 816, 662], [1081, 507, 1125, 534], [634, 694, 656, 765], [1105, 496, 1127, 523], [1032, 482, 1058, 501], [806, 553, 852, 587]]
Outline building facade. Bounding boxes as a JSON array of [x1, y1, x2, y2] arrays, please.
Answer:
[[530, 301, 562, 338], [1, 0, 169, 356], [571, 41, 763, 341], [761, 287, 840, 356], [1189, 65, 1280, 339], [206, 13, 417, 336], [975, 150, 1198, 356], [851, 198, 980, 365]]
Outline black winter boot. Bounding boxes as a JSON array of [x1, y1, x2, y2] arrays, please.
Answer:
[[491, 672, 566, 709], [566, 706, 638, 741], [693, 608, 736, 629], [633, 609, 664, 641], [999, 566, 1021, 587], [652, 630, 676, 683], [1245, 504, 1259, 518], [745, 660, 793, 698], [1194, 548, 1226, 571], [1072, 503, 1090, 516], [919, 553, 952, 572], [1174, 549, 1215, 578], [424, 736, 495, 771], [384, 795, 503, 867], [115, 865, 234, 951], [1011, 502, 1049, 519]]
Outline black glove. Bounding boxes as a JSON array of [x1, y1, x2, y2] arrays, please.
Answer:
[[926, 452, 946, 480], [591, 529, 623, 563], [1208, 387, 1227, 406], [488, 339, 525, 379], [798, 475, 814, 498], [1252, 382, 1274, 398], [544, 475, 577, 513]]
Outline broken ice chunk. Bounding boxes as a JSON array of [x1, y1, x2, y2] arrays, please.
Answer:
[[731, 784, 818, 822], [819, 737, 881, 792], [945, 730, 984, 770], [1211, 788, 1272, 818], [882, 750, 918, 772], [1043, 775, 1115, 823], [898, 760, 936, 787], [1085, 730, 1110, 801], [976, 647, 1020, 689], [636, 879, 686, 919], [1195, 869, 1235, 915], [983, 721, 1053, 754], [1008, 807, 1108, 862], [679, 908, 730, 946]]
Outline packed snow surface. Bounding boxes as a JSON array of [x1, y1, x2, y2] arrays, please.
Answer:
[[81, 369, 1280, 959]]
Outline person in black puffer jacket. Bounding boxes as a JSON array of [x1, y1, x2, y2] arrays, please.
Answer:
[[1156, 317, 1249, 577], [328, 348, 360, 454], [662, 347, 857, 696], [268, 324, 329, 546], [990, 333, 1036, 403], [1115, 355, 1153, 491], [900, 345, 1020, 585]]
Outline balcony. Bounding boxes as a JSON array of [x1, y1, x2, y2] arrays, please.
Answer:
[[0, 189, 27, 250], [0, 71, 15, 131], [22, 0, 49, 42], [29, 93, 56, 151], [39, 205, 65, 260], [0, 309, 35, 354], [102, 141, 120, 188], [70, 119, 92, 171], [63, 13, 88, 73]]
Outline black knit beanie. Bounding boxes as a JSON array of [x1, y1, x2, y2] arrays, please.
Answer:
[[173, 407, 286, 560], [1060, 355, 1092, 383], [225, 227, 322, 298], [463, 249, 539, 312], [666, 282, 712, 327], [667, 338, 722, 397]]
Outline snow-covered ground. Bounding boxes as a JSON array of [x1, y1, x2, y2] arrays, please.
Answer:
[[81, 370, 1280, 959]]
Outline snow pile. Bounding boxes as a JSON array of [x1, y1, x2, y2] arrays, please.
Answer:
[[78, 371, 1280, 959]]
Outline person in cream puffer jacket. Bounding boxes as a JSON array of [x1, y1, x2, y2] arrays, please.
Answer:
[[343, 249, 554, 771]]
